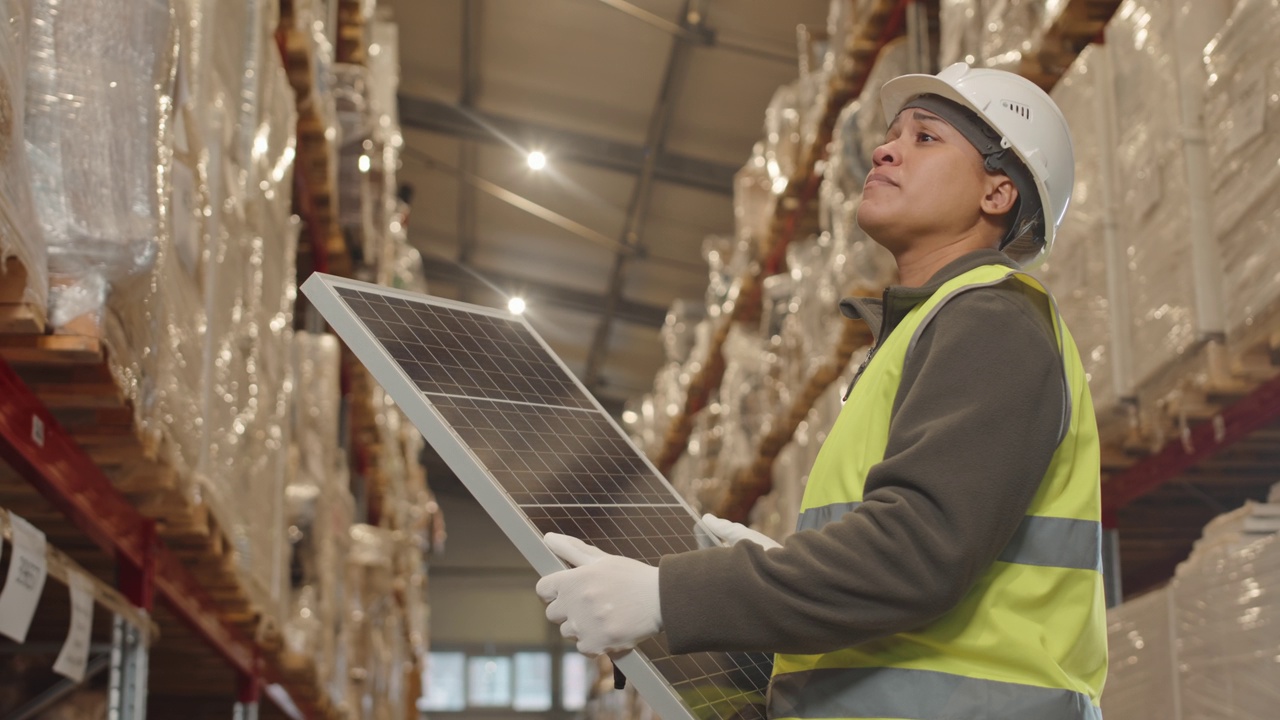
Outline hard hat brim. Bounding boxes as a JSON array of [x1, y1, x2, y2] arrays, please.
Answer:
[[879, 73, 973, 128]]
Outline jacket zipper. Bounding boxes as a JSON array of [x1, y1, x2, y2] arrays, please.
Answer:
[[842, 288, 891, 401]]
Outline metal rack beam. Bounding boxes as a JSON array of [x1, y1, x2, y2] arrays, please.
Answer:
[[0, 359, 302, 716]]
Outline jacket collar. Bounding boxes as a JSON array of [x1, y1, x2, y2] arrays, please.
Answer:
[[838, 249, 1017, 343]]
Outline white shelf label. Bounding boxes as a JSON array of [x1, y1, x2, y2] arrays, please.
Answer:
[[0, 513, 48, 642], [31, 415, 44, 448], [53, 571, 95, 682]]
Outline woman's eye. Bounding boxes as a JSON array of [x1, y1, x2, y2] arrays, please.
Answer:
[[917, 132, 935, 142]]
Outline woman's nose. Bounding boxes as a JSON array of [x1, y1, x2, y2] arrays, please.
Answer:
[[872, 141, 898, 167]]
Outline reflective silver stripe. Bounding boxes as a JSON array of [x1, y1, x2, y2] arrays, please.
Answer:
[[798, 503, 1101, 573], [769, 666, 1101, 720], [1000, 515, 1103, 572], [795, 502, 862, 532]]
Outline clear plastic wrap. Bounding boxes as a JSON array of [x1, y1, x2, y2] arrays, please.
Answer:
[[764, 82, 803, 188], [703, 233, 753, 320], [25, 0, 174, 329], [1099, 587, 1177, 719], [1173, 532, 1280, 718], [197, 15, 298, 622], [344, 523, 408, 720], [1106, 0, 1198, 393], [1203, 0, 1280, 342], [1040, 45, 1117, 415], [334, 62, 373, 254], [940, 0, 1049, 70], [0, 2, 45, 316], [979, 0, 1047, 71], [734, 146, 776, 262], [661, 299, 707, 365], [287, 333, 356, 709], [939, 0, 985, 67]]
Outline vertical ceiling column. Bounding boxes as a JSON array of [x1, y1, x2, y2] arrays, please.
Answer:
[[456, 0, 482, 301], [582, 0, 708, 391]]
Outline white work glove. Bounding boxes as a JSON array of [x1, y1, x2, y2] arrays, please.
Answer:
[[698, 513, 782, 551], [535, 533, 662, 657]]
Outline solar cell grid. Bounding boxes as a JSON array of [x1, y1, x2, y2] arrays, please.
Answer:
[[309, 277, 772, 720], [337, 286, 593, 409]]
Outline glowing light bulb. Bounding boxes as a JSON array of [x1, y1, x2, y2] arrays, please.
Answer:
[[527, 150, 547, 171]]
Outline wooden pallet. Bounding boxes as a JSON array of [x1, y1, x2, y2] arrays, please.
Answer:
[[0, 333, 283, 651], [271, 651, 344, 720], [0, 257, 47, 334], [1021, 0, 1125, 88], [336, 0, 367, 65]]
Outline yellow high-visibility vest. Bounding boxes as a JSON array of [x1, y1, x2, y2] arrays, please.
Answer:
[[770, 265, 1107, 720]]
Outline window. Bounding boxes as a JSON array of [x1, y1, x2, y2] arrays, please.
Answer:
[[419, 648, 594, 712], [512, 652, 552, 711], [562, 652, 596, 711], [420, 652, 466, 712], [467, 655, 513, 707]]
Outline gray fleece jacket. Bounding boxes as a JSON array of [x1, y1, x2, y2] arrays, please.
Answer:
[[659, 249, 1069, 655]]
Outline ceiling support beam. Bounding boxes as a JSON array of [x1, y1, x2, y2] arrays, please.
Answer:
[[455, 0, 482, 300], [398, 95, 738, 196], [419, 256, 668, 329], [582, 0, 705, 390]]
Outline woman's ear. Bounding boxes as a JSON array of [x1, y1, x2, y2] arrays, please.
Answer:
[[981, 174, 1019, 219]]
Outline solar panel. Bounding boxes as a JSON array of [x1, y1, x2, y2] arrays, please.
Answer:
[[301, 274, 772, 720]]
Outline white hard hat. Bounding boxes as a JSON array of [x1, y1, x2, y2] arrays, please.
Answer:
[[879, 63, 1075, 266]]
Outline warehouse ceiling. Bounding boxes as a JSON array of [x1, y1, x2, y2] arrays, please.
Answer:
[[387, 0, 831, 412]]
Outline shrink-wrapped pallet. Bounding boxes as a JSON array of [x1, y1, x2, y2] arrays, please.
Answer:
[[1099, 588, 1178, 720], [1173, 533, 1280, 718], [1203, 0, 1280, 343], [24, 0, 174, 331], [343, 524, 412, 720], [764, 82, 802, 188], [1041, 45, 1118, 415], [0, 1, 45, 319], [940, 0, 1050, 70], [1105, 0, 1198, 395]]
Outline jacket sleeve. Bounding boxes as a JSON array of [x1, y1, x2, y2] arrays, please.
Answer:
[[659, 284, 1067, 655]]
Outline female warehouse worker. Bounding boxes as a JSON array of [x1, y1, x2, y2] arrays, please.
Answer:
[[536, 63, 1106, 720]]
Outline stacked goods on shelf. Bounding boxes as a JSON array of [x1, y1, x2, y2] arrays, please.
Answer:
[[282, 0, 345, 273], [1104, 0, 1198, 405], [1100, 490, 1280, 717], [286, 331, 357, 712], [124, 0, 298, 625], [1098, 587, 1177, 720], [23, 0, 172, 337], [1039, 45, 1121, 422], [939, 0, 1053, 71], [1172, 530, 1280, 718], [0, 1, 45, 331], [285, 334, 435, 717], [1203, 0, 1280, 353], [344, 523, 414, 720], [7, 0, 302, 641], [1101, 0, 1245, 418]]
